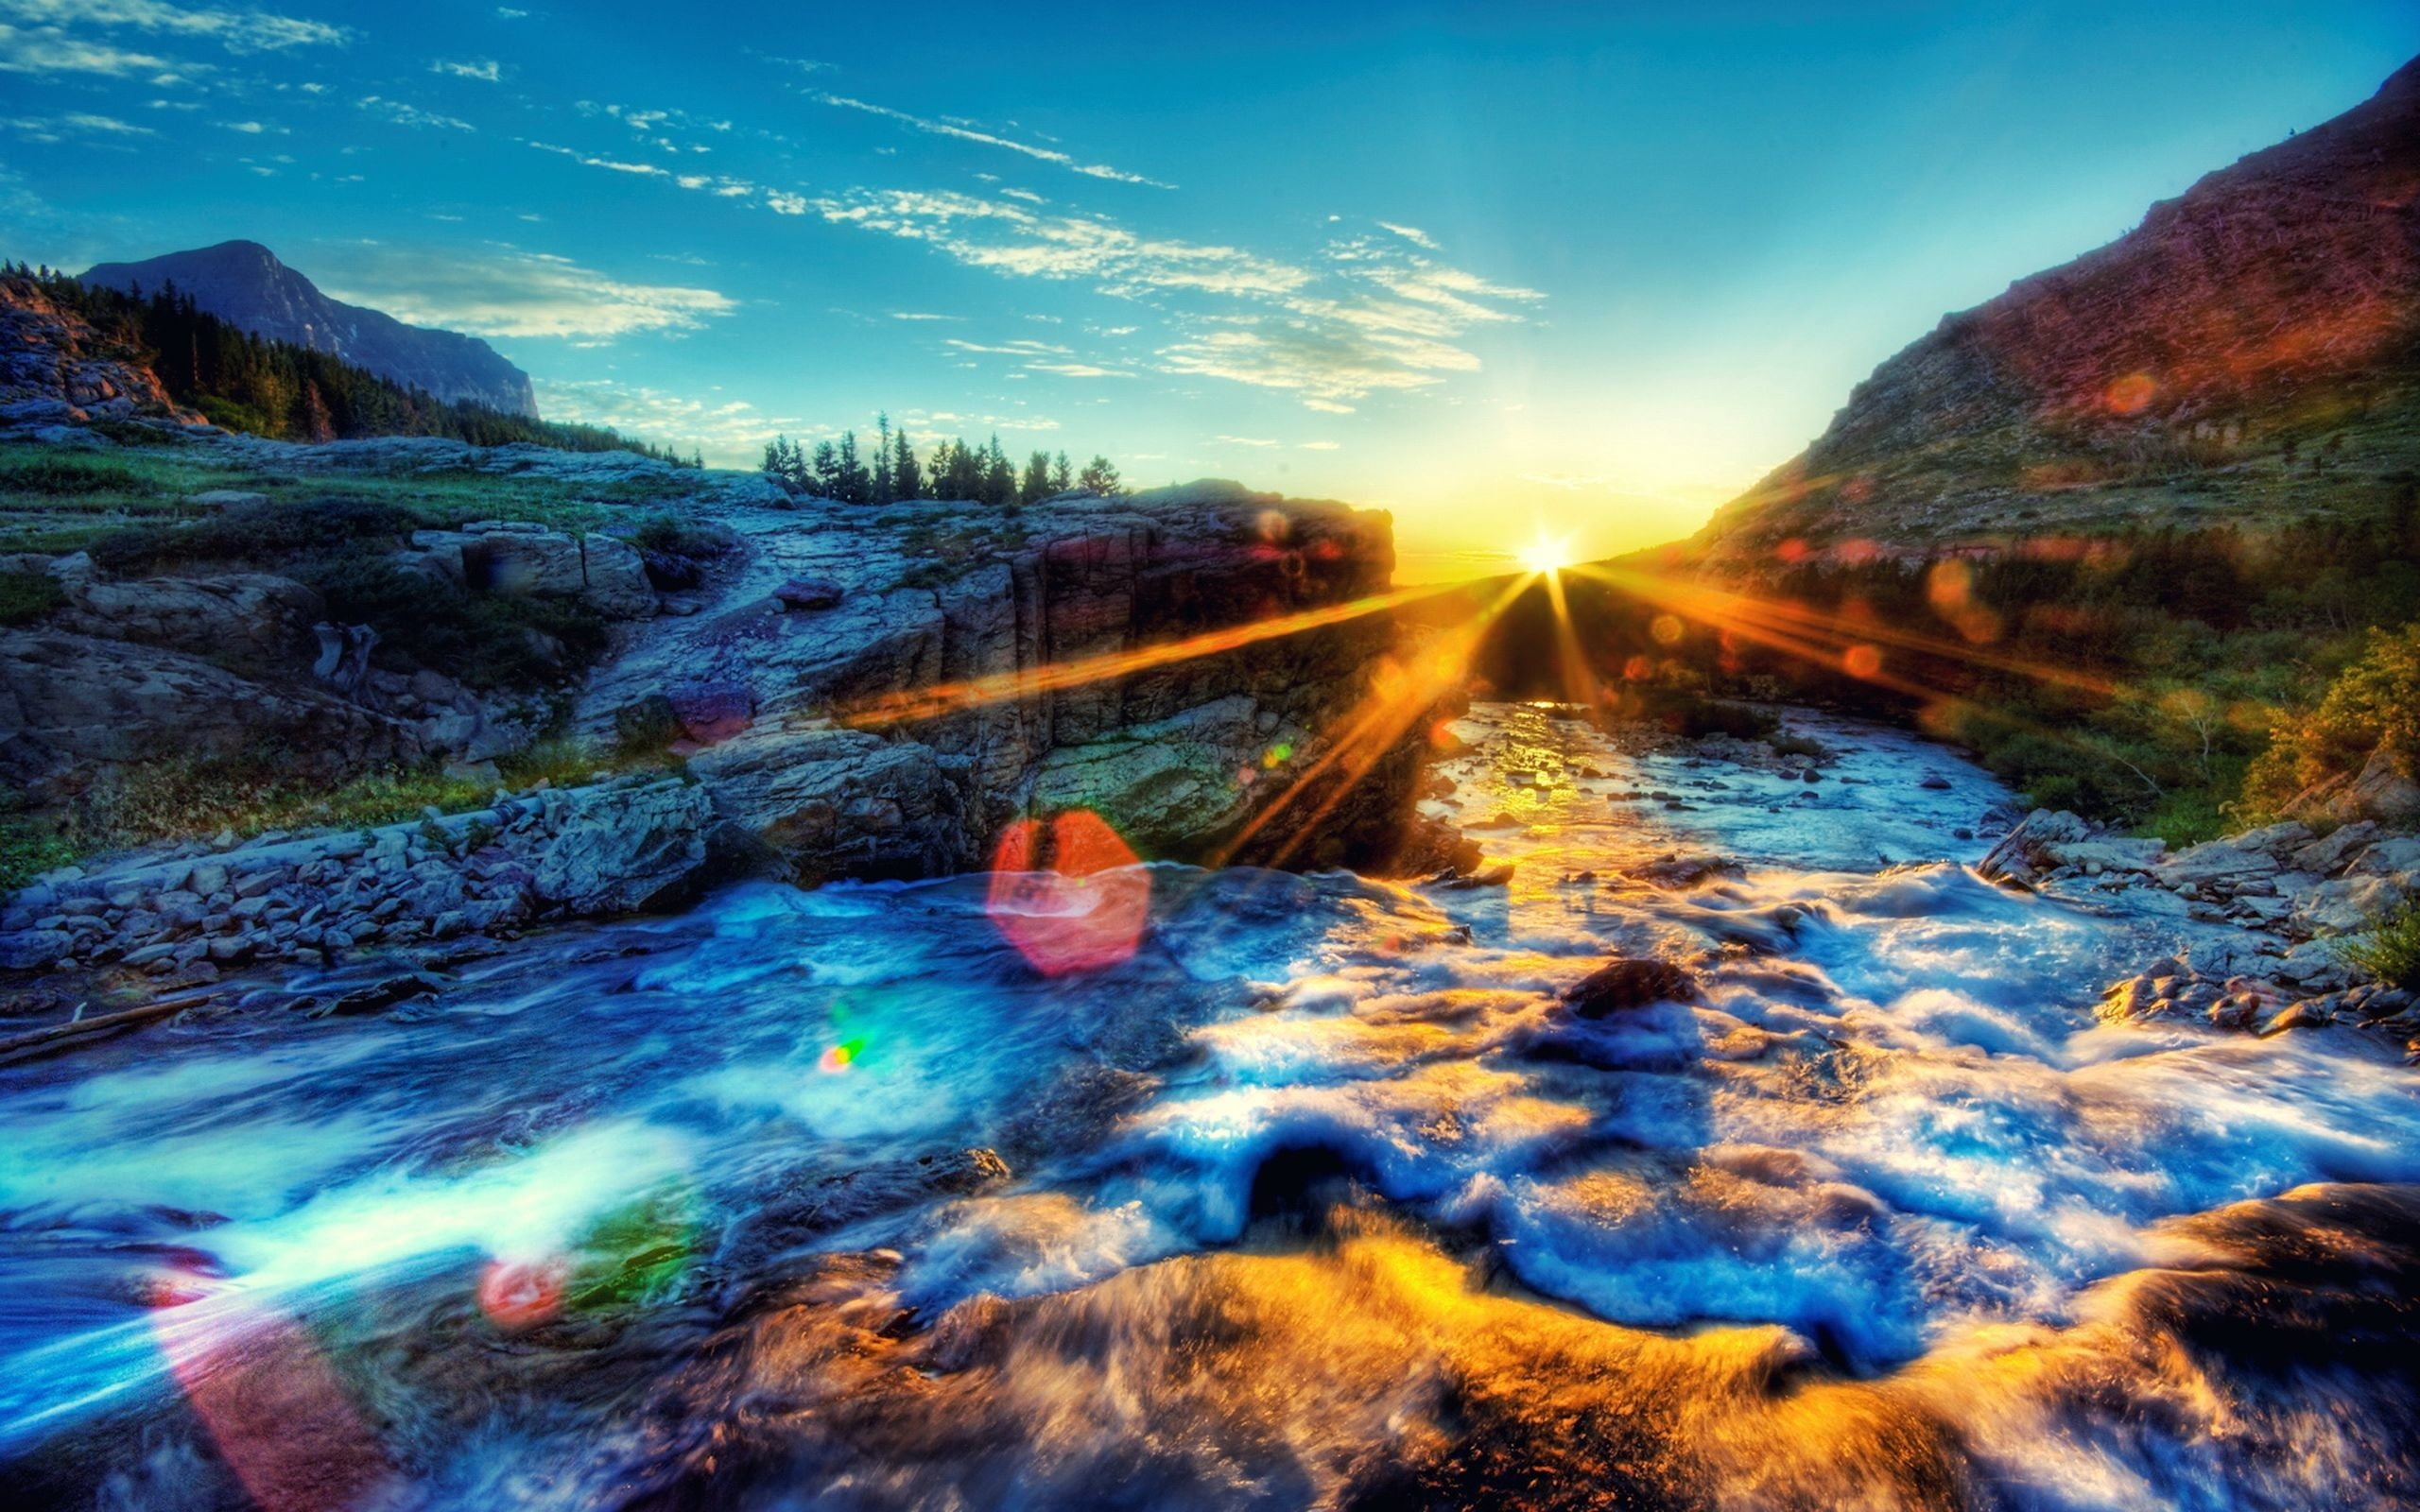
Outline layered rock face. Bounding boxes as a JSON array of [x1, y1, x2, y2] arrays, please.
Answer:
[[79, 241, 537, 417], [583, 480, 1409, 880], [1692, 55, 2420, 567]]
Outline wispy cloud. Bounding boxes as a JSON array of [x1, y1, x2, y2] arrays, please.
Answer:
[[808, 188, 1303, 296], [0, 110, 156, 141], [533, 376, 793, 465], [0, 0, 344, 55], [359, 95, 475, 132], [312, 244, 737, 342], [1376, 220, 1437, 249], [432, 58, 500, 82], [0, 24, 167, 74], [814, 94, 1173, 189], [804, 194, 1539, 407], [1212, 435, 1279, 447]]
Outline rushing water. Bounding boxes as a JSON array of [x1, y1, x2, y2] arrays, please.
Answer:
[[5, 704, 2419, 1510]]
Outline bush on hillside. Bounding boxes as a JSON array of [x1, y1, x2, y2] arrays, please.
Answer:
[[2244, 621, 2420, 810], [88, 496, 418, 576]]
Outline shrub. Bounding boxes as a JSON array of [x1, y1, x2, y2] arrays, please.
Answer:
[[0, 570, 62, 627], [0, 457, 153, 495], [2335, 902, 2420, 991], [302, 546, 610, 690], [2245, 621, 2420, 809], [88, 496, 418, 576]]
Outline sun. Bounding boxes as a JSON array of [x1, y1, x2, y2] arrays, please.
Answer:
[[1520, 535, 1573, 576]]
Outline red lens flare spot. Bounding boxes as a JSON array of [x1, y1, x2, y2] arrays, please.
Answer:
[[478, 1257, 568, 1332], [1774, 537, 1809, 563], [153, 1286, 394, 1511], [1649, 614, 1685, 646], [1843, 644, 1884, 679], [2105, 371, 2157, 415], [986, 810, 1150, 976]]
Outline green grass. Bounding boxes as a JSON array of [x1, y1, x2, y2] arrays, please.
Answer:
[[0, 812, 78, 893], [0, 439, 667, 555], [49, 736, 675, 868], [2335, 902, 2420, 991]]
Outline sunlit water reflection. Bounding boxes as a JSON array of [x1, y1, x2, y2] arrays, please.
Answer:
[[6, 704, 2419, 1509]]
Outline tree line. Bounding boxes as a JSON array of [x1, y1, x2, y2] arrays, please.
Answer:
[[762, 414, 1121, 505], [5, 263, 698, 463]]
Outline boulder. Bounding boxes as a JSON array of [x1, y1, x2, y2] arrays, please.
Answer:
[[2154, 838, 2281, 891], [2295, 748, 2420, 827], [2291, 821, 2381, 876], [57, 572, 324, 675], [1563, 958, 1700, 1017], [687, 725, 979, 881], [0, 628, 422, 795], [528, 779, 716, 914], [666, 681, 756, 747], [2039, 837, 2166, 874], [774, 576, 845, 611]]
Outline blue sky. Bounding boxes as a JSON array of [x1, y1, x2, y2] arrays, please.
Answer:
[[0, 1, 2410, 574]]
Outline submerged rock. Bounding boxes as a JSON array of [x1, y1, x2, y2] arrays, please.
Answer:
[[1562, 958, 1700, 1017]]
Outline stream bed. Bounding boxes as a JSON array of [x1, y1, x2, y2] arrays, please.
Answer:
[[5, 704, 2418, 1510]]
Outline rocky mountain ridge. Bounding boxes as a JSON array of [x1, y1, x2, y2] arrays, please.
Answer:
[[79, 241, 537, 418], [1688, 54, 2420, 569]]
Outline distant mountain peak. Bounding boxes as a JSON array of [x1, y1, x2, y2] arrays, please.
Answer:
[[78, 242, 536, 418]]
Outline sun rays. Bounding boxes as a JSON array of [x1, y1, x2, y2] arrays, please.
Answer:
[[835, 519, 2166, 861]]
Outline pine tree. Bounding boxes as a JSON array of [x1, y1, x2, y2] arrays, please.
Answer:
[[1050, 451, 1073, 493], [812, 440, 841, 497], [1021, 449, 1053, 504], [1078, 455, 1122, 494], [835, 430, 873, 503], [892, 424, 923, 500], [873, 412, 895, 503], [983, 434, 1014, 506]]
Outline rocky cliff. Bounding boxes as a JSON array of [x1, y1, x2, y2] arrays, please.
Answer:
[[580, 478, 1405, 880], [80, 241, 537, 418], [0, 421, 1426, 976], [0, 279, 203, 427], [1690, 54, 2420, 569]]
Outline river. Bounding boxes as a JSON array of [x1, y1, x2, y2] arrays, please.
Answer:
[[5, 703, 2417, 1510]]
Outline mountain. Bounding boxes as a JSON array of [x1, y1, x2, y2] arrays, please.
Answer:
[[1688, 55, 2420, 571], [78, 240, 537, 418]]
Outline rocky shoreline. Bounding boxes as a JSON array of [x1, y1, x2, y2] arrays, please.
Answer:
[[1982, 808, 2420, 1047], [0, 775, 714, 985]]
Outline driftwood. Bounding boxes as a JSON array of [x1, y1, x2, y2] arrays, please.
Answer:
[[0, 990, 220, 1066]]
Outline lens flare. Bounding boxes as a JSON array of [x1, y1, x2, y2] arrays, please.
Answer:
[[986, 810, 1151, 975], [477, 1256, 568, 1332]]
